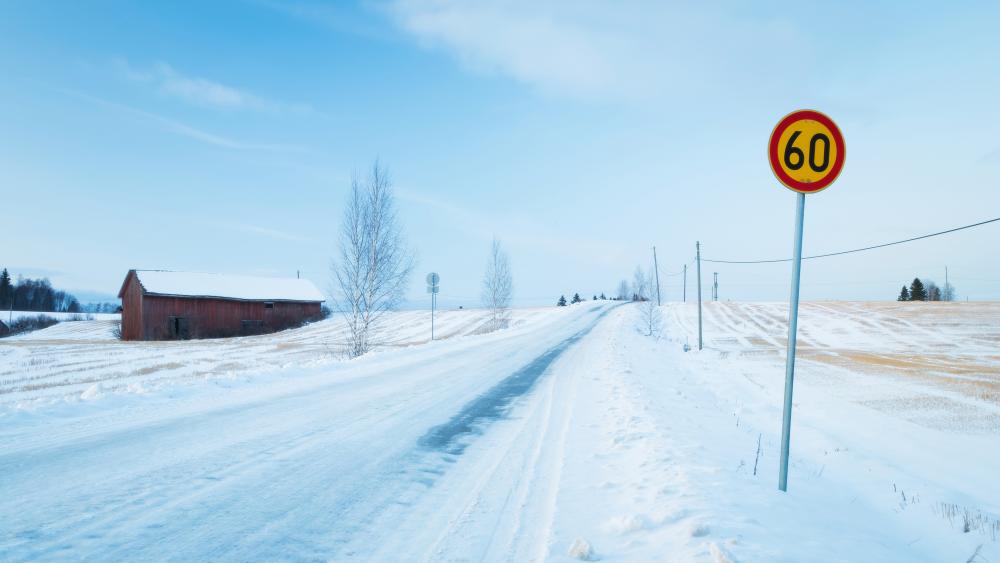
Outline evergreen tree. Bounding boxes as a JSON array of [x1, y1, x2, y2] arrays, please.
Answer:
[[909, 278, 927, 301], [897, 285, 910, 301], [557, 295, 567, 307], [0, 268, 11, 309], [571, 293, 582, 304], [599, 292, 606, 300], [593, 294, 598, 301]]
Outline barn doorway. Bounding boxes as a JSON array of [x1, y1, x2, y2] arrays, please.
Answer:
[[168, 316, 190, 339], [240, 319, 264, 335]]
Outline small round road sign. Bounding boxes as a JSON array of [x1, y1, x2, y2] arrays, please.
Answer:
[[768, 110, 845, 194]]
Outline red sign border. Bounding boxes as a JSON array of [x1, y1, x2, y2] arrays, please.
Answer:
[[768, 109, 845, 194]]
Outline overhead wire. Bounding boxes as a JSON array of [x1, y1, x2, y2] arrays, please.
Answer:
[[701, 216, 1000, 265]]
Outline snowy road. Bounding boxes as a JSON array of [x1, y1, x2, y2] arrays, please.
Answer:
[[0, 303, 619, 561]]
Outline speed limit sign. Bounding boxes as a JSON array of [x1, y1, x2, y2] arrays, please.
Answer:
[[768, 110, 845, 194], [769, 109, 845, 494]]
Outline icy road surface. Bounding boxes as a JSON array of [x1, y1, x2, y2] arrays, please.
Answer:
[[0, 304, 619, 560], [2, 302, 997, 561]]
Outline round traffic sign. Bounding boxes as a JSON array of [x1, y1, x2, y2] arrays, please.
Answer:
[[768, 110, 845, 194], [426, 272, 439, 285]]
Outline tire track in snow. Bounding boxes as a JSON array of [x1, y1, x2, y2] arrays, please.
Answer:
[[418, 306, 612, 455], [325, 305, 618, 560]]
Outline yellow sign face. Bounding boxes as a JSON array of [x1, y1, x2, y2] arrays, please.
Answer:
[[768, 110, 845, 194]]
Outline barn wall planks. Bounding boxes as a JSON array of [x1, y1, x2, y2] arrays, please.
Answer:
[[118, 270, 322, 341], [139, 296, 321, 340], [120, 272, 145, 340]]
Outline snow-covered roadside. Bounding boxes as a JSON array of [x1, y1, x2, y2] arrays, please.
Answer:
[[561, 303, 997, 561], [434, 302, 996, 561]]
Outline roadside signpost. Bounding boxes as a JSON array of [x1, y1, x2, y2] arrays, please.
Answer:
[[426, 272, 440, 340], [769, 110, 845, 492], [696, 241, 702, 350]]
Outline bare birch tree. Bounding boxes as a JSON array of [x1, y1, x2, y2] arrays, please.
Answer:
[[634, 266, 662, 337], [481, 238, 513, 332], [616, 279, 630, 301], [331, 161, 415, 358], [942, 281, 956, 301], [633, 266, 648, 301]]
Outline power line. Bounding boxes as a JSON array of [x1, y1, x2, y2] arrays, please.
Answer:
[[703, 216, 1000, 264], [661, 257, 696, 277]]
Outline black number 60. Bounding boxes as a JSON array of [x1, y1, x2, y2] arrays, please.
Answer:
[[784, 130, 830, 173]]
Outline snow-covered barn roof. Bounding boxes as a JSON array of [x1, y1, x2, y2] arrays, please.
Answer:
[[119, 270, 325, 302]]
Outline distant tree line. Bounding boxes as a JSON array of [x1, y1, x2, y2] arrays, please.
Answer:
[[0, 268, 83, 313], [610, 274, 656, 303], [554, 275, 666, 307], [897, 277, 955, 302], [81, 302, 121, 314], [556, 292, 609, 306]]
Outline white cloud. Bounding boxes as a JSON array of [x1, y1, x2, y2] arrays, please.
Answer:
[[115, 59, 313, 113], [385, 1, 645, 101], [383, 1, 808, 103], [67, 89, 308, 152]]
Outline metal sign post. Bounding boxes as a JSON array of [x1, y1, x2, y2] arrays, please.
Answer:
[[768, 109, 845, 492], [778, 193, 805, 491], [426, 272, 440, 341]]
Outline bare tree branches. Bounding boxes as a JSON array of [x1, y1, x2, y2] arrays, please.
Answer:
[[633, 267, 648, 301], [617, 279, 630, 301], [633, 266, 662, 337], [331, 161, 415, 358], [482, 238, 513, 332]]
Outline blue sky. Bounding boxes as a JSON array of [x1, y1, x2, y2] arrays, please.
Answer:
[[2, 0, 999, 306]]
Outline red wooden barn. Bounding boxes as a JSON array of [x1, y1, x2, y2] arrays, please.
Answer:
[[117, 270, 325, 341]]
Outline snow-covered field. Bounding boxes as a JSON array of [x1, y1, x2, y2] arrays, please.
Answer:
[[0, 310, 119, 325], [681, 301, 1000, 434], [0, 301, 997, 561], [0, 307, 553, 408], [661, 301, 1000, 560]]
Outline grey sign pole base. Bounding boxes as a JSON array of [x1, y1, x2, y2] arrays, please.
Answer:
[[778, 192, 806, 492]]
